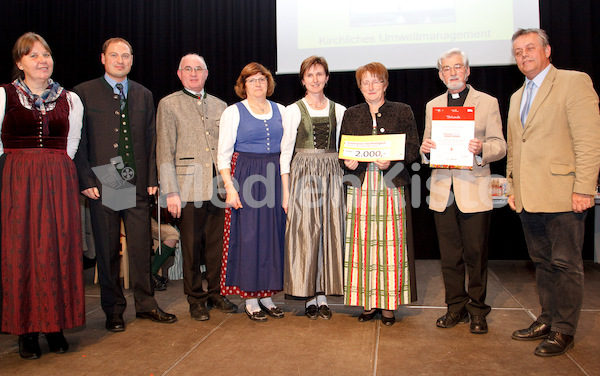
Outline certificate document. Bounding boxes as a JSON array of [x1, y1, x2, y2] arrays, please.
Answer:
[[429, 107, 475, 169], [339, 134, 406, 161]]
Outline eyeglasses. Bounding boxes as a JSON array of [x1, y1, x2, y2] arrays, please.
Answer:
[[180, 66, 205, 74], [360, 80, 384, 88], [246, 77, 267, 85], [441, 64, 466, 73]]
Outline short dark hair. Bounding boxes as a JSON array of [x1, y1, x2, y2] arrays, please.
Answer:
[[102, 37, 133, 55]]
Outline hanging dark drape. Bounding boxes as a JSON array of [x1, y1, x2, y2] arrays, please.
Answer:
[[0, 0, 598, 259]]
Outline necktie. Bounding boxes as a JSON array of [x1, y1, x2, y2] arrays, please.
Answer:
[[520, 81, 534, 126], [115, 83, 126, 111]]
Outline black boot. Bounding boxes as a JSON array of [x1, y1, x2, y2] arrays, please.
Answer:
[[18, 333, 41, 360], [45, 330, 69, 353]]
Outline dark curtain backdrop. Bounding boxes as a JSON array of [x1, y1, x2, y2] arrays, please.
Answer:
[[1, 0, 598, 259]]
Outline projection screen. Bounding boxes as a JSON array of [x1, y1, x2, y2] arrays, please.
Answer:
[[276, 0, 540, 74]]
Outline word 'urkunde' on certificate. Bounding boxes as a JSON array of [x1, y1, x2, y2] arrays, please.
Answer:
[[430, 107, 475, 170], [339, 134, 406, 162]]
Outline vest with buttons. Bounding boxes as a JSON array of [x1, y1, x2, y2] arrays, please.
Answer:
[[117, 96, 136, 177], [1, 83, 70, 150], [294, 99, 337, 150], [234, 101, 283, 153]]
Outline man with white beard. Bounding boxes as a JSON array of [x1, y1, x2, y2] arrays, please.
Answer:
[[420, 48, 506, 334]]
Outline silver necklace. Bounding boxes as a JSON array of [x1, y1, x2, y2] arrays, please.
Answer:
[[306, 97, 326, 108]]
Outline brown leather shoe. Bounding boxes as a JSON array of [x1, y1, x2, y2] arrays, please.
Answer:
[[470, 315, 488, 334], [258, 300, 284, 318], [245, 306, 268, 322], [305, 304, 319, 320], [319, 305, 332, 320], [534, 331, 574, 357], [512, 321, 551, 341], [190, 302, 210, 321], [436, 311, 469, 328], [207, 296, 238, 313]]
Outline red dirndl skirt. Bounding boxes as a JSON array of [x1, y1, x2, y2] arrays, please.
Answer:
[[1, 149, 85, 335]]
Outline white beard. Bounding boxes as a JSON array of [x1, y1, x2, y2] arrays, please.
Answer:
[[445, 80, 465, 92]]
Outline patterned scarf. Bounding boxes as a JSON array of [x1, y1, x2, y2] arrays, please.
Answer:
[[12, 77, 63, 135]]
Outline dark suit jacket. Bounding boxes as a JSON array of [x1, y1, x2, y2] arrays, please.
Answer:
[[73, 77, 157, 195], [340, 100, 419, 188]]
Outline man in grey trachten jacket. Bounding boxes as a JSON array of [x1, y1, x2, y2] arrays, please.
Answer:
[[156, 54, 237, 321]]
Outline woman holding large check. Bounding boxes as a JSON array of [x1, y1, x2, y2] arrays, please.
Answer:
[[339, 62, 419, 326]]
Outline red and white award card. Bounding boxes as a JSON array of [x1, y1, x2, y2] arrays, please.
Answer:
[[430, 107, 475, 170]]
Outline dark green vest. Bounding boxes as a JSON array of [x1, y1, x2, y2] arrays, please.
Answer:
[[117, 99, 136, 179], [294, 100, 337, 150]]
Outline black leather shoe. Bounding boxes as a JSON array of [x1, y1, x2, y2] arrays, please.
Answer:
[[436, 311, 469, 328], [18, 333, 41, 360], [154, 273, 168, 285], [45, 331, 69, 353], [207, 296, 238, 313], [534, 331, 574, 357], [190, 302, 210, 321], [105, 313, 125, 332], [319, 305, 332, 320], [305, 304, 319, 320], [381, 311, 395, 326], [470, 315, 488, 334], [358, 309, 379, 322], [152, 274, 167, 291], [512, 321, 551, 341], [245, 306, 268, 322], [136, 308, 178, 323], [258, 300, 284, 318]]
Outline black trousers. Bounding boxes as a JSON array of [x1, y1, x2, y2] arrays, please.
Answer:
[[179, 201, 225, 305], [89, 191, 157, 315], [434, 200, 491, 316]]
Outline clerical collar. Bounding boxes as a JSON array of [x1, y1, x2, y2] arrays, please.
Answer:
[[447, 87, 469, 107], [182, 88, 206, 99]]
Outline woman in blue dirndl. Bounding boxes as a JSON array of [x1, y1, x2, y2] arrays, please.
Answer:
[[217, 63, 286, 321]]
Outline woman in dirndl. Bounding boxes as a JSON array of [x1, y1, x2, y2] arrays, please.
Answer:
[[217, 63, 286, 322], [0, 32, 84, 359], [281, 56, 346, 320], [340, 62, 419, 326]]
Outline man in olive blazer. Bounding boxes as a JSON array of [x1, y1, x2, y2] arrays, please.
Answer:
[[421, 48, 506, 335], [507, 28, 600, 357], [156, 54, 237, 322], [74, 38, 177, 332]]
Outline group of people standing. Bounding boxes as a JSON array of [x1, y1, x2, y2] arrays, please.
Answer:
[[1, 26, 599, 361]]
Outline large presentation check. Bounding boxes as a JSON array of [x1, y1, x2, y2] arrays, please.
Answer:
[[339, 134, 406, 161], [430, 107, 475, 169]]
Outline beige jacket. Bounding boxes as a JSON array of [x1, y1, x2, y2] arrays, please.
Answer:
[[507, 65, 600, 213], [423, 86, 507, 213]]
